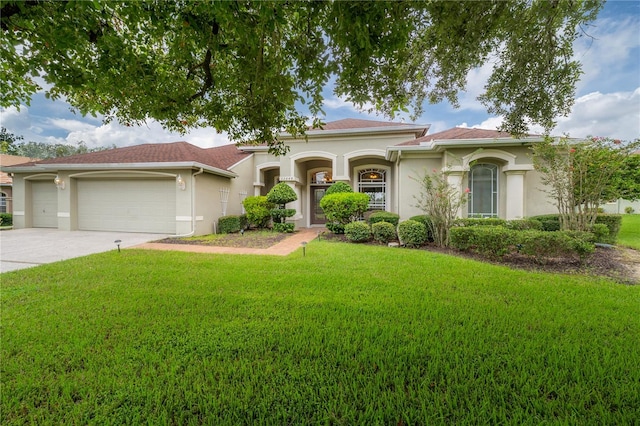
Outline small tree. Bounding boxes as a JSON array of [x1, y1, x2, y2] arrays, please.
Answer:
[[532, 136, 640, 231], [266, 183, 298, 232], [413, 170, 468, 247]]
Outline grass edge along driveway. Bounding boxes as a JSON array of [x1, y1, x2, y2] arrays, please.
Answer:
[[2, 240, 639, 424]]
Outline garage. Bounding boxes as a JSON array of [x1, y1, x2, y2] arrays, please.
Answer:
[[31, 181, 58, 228], [77, 178, 176, 233]]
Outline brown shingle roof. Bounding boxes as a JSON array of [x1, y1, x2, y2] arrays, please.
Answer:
[[312, 118, 413, 130], [24, 142, 250, 171], [1, 154, 40, 184], [397, 127, 521, 146]]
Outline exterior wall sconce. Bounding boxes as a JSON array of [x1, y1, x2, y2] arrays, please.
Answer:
[[54, 175, 65, 190], [176, 174, 186, 191]]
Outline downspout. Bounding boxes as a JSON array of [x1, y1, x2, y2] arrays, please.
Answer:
[[171, 168, 204, 238], [396, 150, 401, 217]]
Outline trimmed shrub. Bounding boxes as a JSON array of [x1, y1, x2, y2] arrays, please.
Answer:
[[372, 221, 397, 244], [345, 221, 372, 243], [409, 215, 434, 242], [273, 223, 295, 233], [505, 219, 543, 231], [595, 214, 622, 244], [398, 220, 427, 247], [368, 211, 400, 226], [267, 183, 298, 232], [218, 215, 243, 233], [266, 182, 298, 206], [0, 213, 13, 226], [454, 218, 507, 227], [541, 220, 561, 232], [243, 196, 274, 229], [320, 192, 370, 234], [450, 227, 596, 261], [590, 223, 610, 244], [467, 226, 515, 258], [625, 206, 635, 214], [325, 181, 353, 196]]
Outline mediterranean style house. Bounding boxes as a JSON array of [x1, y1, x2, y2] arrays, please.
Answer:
[[1, 118, 558, 235]]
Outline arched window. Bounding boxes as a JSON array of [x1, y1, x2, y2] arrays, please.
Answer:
[[468, 164, 498, 218], [358, 169, 386, 210], [311, 170, 333, 184]]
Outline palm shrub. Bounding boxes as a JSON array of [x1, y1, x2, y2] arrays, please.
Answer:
[[320, 192, 370, 234], [398, 220, 427, 248], [372, 221, 397, 244], [242, 196, 274, 229], [267, 183, 298, 233], [344, 221, 372, 243]]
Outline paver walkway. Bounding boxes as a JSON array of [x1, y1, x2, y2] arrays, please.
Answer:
[[134, 227, 324, 256]]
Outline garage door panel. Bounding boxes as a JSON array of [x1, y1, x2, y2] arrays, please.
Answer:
[[32, 181, 58, 228], [77, 179, 176, 233]]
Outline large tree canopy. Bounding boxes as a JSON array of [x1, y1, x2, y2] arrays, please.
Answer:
[[1, 0, 603, 155]]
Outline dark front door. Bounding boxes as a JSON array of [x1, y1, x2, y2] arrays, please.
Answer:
[[310, 186, 327, 224]]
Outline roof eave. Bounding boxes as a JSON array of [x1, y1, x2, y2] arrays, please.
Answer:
[[280, 124, 429, 140], [2, 162, 238, 178]]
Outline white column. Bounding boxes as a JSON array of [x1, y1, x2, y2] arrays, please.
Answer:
[[446, 171, 465, 218], [505, 171, 526, 220]]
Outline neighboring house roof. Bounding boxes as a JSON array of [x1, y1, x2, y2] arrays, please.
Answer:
[[1, 154, 39, 185], [1, 143, 251, 178]]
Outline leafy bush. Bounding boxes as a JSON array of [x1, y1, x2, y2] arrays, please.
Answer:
[[325, 181, 353, 195], [505, 219, 543, 231], [595, 214, 622, 244], [270, 209, 296, 223], [0, 213, 13, 226], [454, 218, 507, 227], [540, 220, 561, 232], [590, 223, 609, 244], [266, 182, 298, 206], [466, 226, 515, 258], [344, 221, 372, 243], [409, 215, 434, 242], [398, 220, 427, 248], [320, 192, 370, 234], [625, 206, 635, 214], [367, 211, 400, 226], [372, 221, 397, 244], [273, 223, 295, 233], [242, 196, 274, 228], [218, 215, 244, 233], [450, 227, 596, 261]]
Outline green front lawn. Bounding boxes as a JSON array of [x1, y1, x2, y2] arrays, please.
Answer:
[[618, 214, 640, 249], [2, 243, 639, 424]]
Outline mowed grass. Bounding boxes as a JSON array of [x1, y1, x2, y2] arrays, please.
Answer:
[[618, 214, 640, 249], [2, 242, 639, 424]]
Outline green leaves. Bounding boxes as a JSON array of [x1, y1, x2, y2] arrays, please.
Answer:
[[1, 0, 604, 153]]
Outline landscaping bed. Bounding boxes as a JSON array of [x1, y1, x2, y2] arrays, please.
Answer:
[[156, 230, 290, 249]]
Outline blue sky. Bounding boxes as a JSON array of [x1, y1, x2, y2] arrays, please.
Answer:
[[1, 0, 638, 149]]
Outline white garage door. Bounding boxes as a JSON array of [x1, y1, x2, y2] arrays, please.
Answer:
[[32, 181, 58, 228], [77, 179, 176, 233]]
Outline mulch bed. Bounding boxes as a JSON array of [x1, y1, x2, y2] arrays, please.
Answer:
[[156, 231, 290, 249], [319, 232, 638, 285]]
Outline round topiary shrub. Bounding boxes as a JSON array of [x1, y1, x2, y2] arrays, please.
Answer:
[[320, 192, 370, 234], [267, 183, 298, 232], [344, 221, 372, 243], [325, 181, 353, 195], [398, 220, 427, 247], [372, 221, 396, 243]]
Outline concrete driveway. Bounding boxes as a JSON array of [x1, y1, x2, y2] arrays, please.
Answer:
[[0, 228, 169, 273]]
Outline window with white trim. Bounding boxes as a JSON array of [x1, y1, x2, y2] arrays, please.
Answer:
[[358, 169, 386, 210], [468, 164, 498, 218], [0, 192, 6, 213]]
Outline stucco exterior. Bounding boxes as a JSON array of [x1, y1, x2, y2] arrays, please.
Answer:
[[2, 119, 562, 236]]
